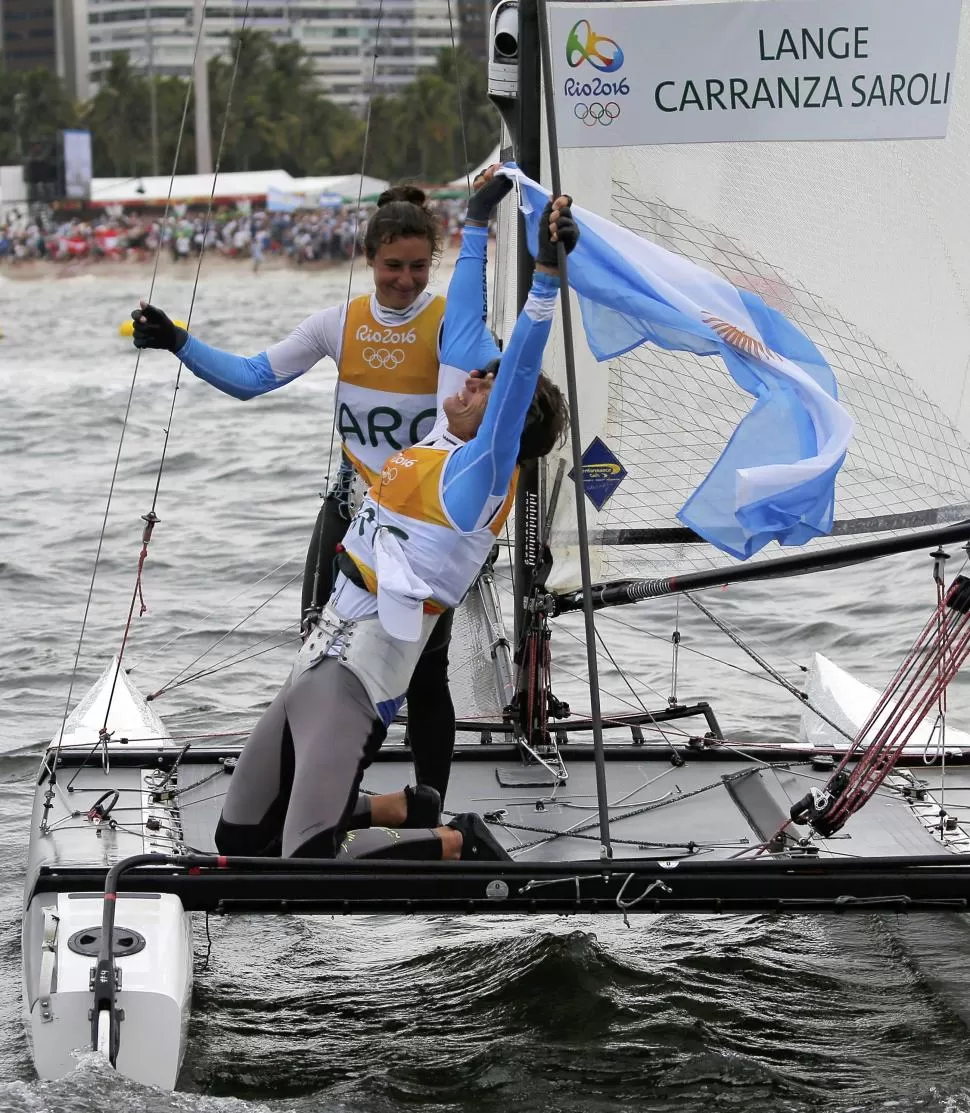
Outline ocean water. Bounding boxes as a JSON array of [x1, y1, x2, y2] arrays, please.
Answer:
[[2, 257, 970, 1113]]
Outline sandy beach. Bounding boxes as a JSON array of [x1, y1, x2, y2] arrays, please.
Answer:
[[0, 241, 465, 283]]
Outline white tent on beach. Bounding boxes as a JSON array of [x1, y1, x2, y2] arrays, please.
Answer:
[[447, 145, 501, 189], [88, 169, 389, 208]]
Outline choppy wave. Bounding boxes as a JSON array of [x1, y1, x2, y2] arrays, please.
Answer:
[[4, 267, 970, 1112]]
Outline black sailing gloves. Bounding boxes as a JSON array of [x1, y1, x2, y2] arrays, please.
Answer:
[[464, 170, 514, 225], [131, 301, 188, 353], [536, 196, 579, 267]]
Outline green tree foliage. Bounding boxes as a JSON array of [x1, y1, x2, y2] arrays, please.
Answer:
[[0, 64, 79, 164], [0, 35, 498, 184], [83, 53, 152, 178]]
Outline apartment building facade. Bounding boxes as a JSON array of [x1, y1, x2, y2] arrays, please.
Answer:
[[80, 0, 470, 109]]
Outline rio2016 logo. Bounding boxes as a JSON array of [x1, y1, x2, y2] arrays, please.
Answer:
[[563, 19, 629, 114], [566, 19, 624, 73]]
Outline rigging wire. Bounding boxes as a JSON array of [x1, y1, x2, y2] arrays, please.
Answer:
[[684, 592, 807, 700], [307, 0, 387, 622], [670, 596, 681, 705], [598, 609, 784, 686], [147, 570, 303, 698], [446, 0, 473, 193], [150, 634, 299, 700], [50, 11, 208, 772], [130, 554, 300, 674], [99, 0, 256, 734], [555, 623, 690, 739]]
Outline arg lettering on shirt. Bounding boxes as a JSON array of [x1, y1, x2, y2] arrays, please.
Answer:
[[339, 403, 437, 449]]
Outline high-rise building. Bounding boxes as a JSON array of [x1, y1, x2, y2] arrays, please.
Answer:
[[455, 0, 490, 63], [0, 0, 89, 99], [82, 0, 460, 110], [1, 0, 58, 74]]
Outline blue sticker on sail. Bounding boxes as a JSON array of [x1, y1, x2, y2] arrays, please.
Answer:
[[570, 436, 627, 511]]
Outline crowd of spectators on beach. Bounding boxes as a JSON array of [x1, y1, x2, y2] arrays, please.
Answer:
[[0, 198, 469, 268]]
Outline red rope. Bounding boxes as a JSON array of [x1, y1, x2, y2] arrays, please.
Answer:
[[135, 540, 151, 617], [100, 511, 159, 735], [799, 575, 970, 836]]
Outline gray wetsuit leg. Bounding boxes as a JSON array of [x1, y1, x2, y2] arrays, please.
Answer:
[[216, 658, 445, 860], [280, 658, 386, 856], [339, 826, 443, 859], [216, 661, 381, 857], [214, 680, 293, 856]]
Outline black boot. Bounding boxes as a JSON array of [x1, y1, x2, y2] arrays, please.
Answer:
[[403, 783, 442, 828]]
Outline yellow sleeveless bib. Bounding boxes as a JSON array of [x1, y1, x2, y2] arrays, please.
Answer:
[[337, 294, 444, 484], [344, 442, 517, 614]]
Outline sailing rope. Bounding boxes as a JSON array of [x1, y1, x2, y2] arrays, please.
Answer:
[[307, 0, 387, 624], [791, 573, 970, 837], [929, 547, 950, 829], [129, 554, 299, 674], [446, 0, 473, 194], [47, 11, 209, 792], [98, 1, 257, 738]]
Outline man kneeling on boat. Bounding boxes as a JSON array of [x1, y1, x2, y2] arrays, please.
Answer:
[[214, 186, 576, 862]]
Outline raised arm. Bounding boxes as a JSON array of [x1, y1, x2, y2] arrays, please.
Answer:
[[441, 196, 577, 533], [131, 301, 341, 401], [435, 169, 510, 408], [441, 273, 559, 531]]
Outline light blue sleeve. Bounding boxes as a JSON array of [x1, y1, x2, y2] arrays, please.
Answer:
[[176, 334, 290, 401], [439, 225, 500, 373], [441, 273, 559, 532], [476, 329, 502, 367]]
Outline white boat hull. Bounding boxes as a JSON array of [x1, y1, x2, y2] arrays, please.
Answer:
[[22, 660, 192, 1088], [22, 892, 191, 1088]]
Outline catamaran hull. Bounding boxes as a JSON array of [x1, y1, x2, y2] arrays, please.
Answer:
[[24, 654, 970, 1090], [22, 891, 192, 1087], [23, 660, 192, 1087]]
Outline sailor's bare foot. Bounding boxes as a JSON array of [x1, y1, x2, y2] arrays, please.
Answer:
[[369, 790, 407, 827], [436, 825, 463, 860]]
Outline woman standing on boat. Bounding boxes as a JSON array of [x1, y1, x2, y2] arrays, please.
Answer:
[[213, 192, 576, 863], [131, 177, 508, 802]]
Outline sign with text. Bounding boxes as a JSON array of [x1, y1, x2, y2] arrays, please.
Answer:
[[548, 0, 962, 146], [62, 129, 92, 200]]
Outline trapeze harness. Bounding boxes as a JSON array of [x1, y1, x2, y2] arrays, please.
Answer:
[[214, 265, 559, 860]]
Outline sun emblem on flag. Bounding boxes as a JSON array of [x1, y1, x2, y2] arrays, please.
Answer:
[[702, 313, 773, 362]]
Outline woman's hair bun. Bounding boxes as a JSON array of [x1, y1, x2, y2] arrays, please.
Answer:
[[377, 184, 427, 208]]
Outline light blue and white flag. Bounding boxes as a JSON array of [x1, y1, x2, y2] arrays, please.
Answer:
[[499, 165, 855, 561]]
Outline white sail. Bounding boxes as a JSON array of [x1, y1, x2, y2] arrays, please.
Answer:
[[529, 0, 970, 590]]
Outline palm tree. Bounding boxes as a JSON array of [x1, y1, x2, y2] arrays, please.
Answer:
[[0, 64, 77, 165], [83, 53, 150, 177]]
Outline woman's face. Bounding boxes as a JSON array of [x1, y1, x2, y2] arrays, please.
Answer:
[[369, 236, 433, 310]]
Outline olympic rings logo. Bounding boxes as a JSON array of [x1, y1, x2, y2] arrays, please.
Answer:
[[362, 347, 405, 369], [574, 101, 621, 126]]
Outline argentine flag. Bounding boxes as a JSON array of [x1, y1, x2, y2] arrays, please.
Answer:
[[500, 165, 854, 561]]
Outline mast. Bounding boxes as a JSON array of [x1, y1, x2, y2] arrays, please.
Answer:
[[193, 0, 213, 175], [487, 0, 614, 856], [535, 0, 613, 857], [511, 0, 541, 646]]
